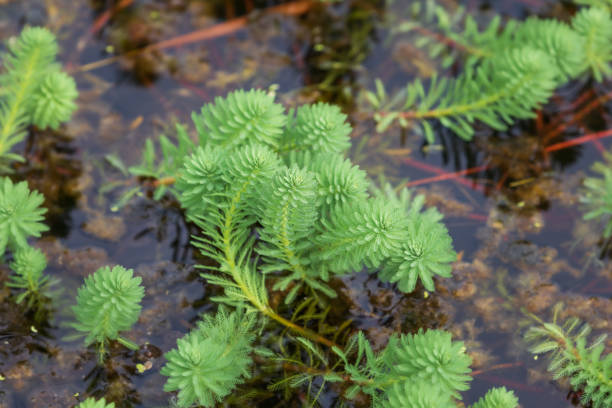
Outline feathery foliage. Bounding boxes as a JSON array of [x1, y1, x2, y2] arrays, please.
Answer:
[[370, 2, 612, 141], [0, 27, 78, 168], [193, 88, 286, 149], [281, 102, 351, 154], [0, 177, 48, 256], [581, 155, 612, 237], [160, 308, 256, 408], [333, 329, 517, 407], [7, 245, 51, 307], [76, 398, 115, 408], [525, 305, 612, 408], [71, 265, 144, 360], [122, 89, 468, 405], [470, 387, 519, 408]]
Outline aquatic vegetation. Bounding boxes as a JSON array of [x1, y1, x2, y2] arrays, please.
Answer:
[[160, 308, 256, 408], [525, 305, 612, 408], [581, 153, 612, 237], [123, 89, 514, 407], [71, 265, 144, 362], [76, 397, 115, 408], [6, 245, 52, 308], [0, 27, 78, 170], [0, 177, 48, 256], [369, 3, 612, 142]]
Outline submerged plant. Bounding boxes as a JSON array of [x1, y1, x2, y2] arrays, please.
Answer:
[[161, 308, 256, 408], [0, 177, 48, 256], [6, 245, 53, 308], [71, 265, 144, 362], [0, 27, 78, 169], [122, 89, 513, 406], [581, 152, 612, 237], [525, 305, 612, 408], [369, 3, 612, 142]]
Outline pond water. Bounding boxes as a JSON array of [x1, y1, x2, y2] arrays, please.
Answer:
[[0, 0, 610, 407]]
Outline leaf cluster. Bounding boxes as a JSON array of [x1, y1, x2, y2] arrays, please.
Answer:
[[7, 245, 54, 308], [76, 398, 115, 408], [0, 177, 48, 256], [333, 330, 517, 408], [581, 152, 612, 237], [160, 308, 256, 408], [525, 304, 612, 408], [174, 90, 455, 304], [0, 27, 78, 169], [370, 3, 612, 141], [71, 265, 144, 360]]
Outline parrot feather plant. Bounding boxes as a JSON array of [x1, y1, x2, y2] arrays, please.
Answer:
[[117, 88, 520, 407]]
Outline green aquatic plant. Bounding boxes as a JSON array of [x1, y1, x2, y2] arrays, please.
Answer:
[[0, 27, 78, 169], [123, 89, 509, 406], [370, 3, 612, 141], [6, 245, 52, 308], [525, 305, 612, 408], [580, 153, 612, 237], [160, 308, 256, 408], [0, 177, 48, 256], [470, 387, 520, 408], [76, 397, 115, 408], [71, 265, 144, 362]]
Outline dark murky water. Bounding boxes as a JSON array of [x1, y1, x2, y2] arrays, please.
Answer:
[[0, 0, 610, 407]]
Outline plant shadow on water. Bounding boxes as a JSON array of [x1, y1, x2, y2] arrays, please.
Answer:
[[0, 0, 611, 407]]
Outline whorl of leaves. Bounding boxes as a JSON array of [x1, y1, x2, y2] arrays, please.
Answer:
[[307, 153, 369, 215], [315, 197, 408, 274], [470, 387, 519, 408], [513, 17, 585, 81], [282, 102, 351, 154], [581, 155, 612, 237], [379, 194, 456, 292], [175, 145, 225, 218], [0, 27, 77, 165], [192, 89, 287, 150], [72, 265, 144, 347], [76, 398, 115, 408], [7, 245, 49, 305], [388, 329, 473, 398], [30, 71, 78, 130], [0, 177, 48, 256], [161, 309, 256, 408], [572, 6, 612, 81], [256, 165, 318, 273], [377, 380, 455, 408]]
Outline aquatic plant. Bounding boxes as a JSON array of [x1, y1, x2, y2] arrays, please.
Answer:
[[525, 304, 612, 408], [581, 153, 612, 237], [76, 397, 115, 408], [123, 89, 514, 406], [6, 245, 52, 308], [160, 308, 256, 408], [0, 27, 78, 170], [71, 265, 144, 362], [369, 3, 612, 142], [0, 177, 48, 256]]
